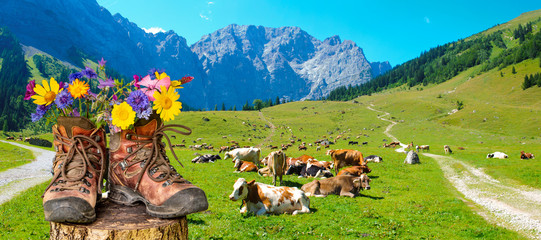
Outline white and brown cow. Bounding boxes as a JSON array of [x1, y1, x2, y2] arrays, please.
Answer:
[[301, 174, 371, 198], [233, 159, 259, 173], [224, 147, 261, 167], [228, 178, 310, 215], [266, 150, 287, 186], [336, 165, 372, 177]]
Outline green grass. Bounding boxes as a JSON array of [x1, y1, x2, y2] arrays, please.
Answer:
[[0, 101, 526, 239], [0, 182, 49, 239], [0, 141, 34, 172]]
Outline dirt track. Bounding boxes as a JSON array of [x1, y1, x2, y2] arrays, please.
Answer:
[[0, 140, 53, 205], [367, 104, 541, 239]]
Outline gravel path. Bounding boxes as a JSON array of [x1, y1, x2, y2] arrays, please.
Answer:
[[367, 104, 541, 239], [0, 140, 53, 205]]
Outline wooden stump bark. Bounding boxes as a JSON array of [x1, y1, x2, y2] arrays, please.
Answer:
[[49, 200, 188, 240]]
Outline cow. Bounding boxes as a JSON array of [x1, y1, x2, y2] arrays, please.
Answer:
[[444, 145, 452, 154], [416, 145, 430, 152], [233, 159, 259, 172], [362, 142, 368, 145], [298, 145, 307, 151], [337, 165, 372, 176], [389, 141, 401, 148], [306, 158, 333, 170], [365, 155, 383, 163], [348, 141, 359, 145], [191, 154, 221, 163], [487, 152, 508, 159], [229, 178, 310, 215], [326, 149, 366, 175], [224, 147, 261, 167], [520, 151, 534, 159], [301, 174, 371, 198], [300, 163, 333, 178], [458, 147, 465, 150], [266, 150, 287, 186], [290, 155, 315, 165], [316, 146, 321, 151], [6, 137, 14, 140]]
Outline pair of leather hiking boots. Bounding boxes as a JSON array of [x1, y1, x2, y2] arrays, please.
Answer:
[[42, 116, 208, 223]]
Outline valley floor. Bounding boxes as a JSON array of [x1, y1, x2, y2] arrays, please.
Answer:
[[367, 106, 541, 239]]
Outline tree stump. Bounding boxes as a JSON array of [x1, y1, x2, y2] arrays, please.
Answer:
[[49, 200, 188, 240]]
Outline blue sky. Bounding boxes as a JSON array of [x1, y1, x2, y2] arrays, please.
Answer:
[[96, 0, 540, 66]]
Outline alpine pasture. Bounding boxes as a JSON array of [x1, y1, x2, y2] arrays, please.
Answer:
[[1, 93, 533, 239]]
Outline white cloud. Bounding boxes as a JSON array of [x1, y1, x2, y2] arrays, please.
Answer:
[[200, 13, 210, 21], [208, 1, 214, 5], [424, 16, 430, 24], [142, 27, 166, 34]]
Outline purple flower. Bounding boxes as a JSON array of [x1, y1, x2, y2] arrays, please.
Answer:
[[54, 89, 73, 109], [98, 58, 107, 68], [71, 109, 80, 117], [58, 81, 67, 90], [31, 105, 50, 122], [69, 72, 84, 82], [98, 77, 115, 89], [126, 90, 150, 117], [148, 68, 164, 77], [24, 80, 36, 100], [86, 90, 98, 100], [138, 106, 152, 120], [82, 67, 97, 79]]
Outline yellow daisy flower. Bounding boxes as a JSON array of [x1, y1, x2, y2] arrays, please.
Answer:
[[111, 102, 136, 130], [68, 79, 90, 98], [170, 80, 183, 89], [31, 77, 62, 106], [155, 71, 170, 80], [153, 86, 182, 122]]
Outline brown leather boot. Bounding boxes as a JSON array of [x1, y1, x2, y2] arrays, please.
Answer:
[[108, 115, 208, 218], [43, 117, 107, 223]]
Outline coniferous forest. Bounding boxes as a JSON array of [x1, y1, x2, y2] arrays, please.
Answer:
[[327, 19, 541, 101]]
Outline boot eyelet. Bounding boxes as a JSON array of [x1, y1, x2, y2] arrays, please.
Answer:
[[86, 172, 93, 179], [126, 134, 131, 140], [120, 161, 127, 170], [127, 147, 133, 153], [94, 135, 101, 142], [83, 179, 91, 187]]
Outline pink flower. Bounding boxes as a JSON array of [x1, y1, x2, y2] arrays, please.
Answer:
[[133, 75, 141, 89], [98, 58, 107, 68], [24, 80, 36, 100], [138, 74, 170, 101]]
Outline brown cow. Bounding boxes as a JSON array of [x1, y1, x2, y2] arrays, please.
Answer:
[[337, 165, 372, 176], [520, 151, 535, 159], [233, 159, 259, 172], [267, 150, 287, 186], [326, 149, 366, 175], [301, 174, 371, 198]]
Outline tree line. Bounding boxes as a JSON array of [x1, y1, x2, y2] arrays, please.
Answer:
[[326, 18, 541, 101]]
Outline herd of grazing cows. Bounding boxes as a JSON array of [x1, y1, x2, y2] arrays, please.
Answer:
[[179, 132, 536, 216]]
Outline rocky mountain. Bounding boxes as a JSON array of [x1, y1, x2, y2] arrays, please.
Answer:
[[0, 0, 389, 109], [370, 61, 393, 77]]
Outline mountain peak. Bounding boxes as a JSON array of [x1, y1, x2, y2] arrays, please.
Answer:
[[324, 35, 341, 46]]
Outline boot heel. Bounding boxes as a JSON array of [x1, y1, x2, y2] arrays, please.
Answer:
[[108, 184, 142, 206]]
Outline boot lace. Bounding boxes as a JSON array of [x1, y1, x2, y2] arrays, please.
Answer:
[[43, 130, 105, 197], [121, 124, 191, 190]]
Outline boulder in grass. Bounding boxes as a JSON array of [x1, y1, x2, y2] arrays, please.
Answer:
[[404, 151, 420, 164]]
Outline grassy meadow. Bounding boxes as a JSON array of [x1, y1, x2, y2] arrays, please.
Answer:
[[1, 96, 531, 239], [1, 58, 540, 238], [0, 141, 34, 172]]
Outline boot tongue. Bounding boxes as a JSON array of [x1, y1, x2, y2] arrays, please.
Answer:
[[57, 116, 95, 138], [134, 113, 162, 136]]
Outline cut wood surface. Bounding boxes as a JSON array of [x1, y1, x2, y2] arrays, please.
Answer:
[[49, 200, 187, 240]]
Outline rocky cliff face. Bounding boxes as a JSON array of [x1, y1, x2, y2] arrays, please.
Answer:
[[0, 0, 389, 109], [370, 61, 393, 77], [191, 25, 375, 106]]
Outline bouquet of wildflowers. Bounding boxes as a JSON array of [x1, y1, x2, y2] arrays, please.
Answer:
[[24, 58, 193, 132]]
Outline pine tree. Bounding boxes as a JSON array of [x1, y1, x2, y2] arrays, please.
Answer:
[[500, 72, 504, 77], [512, 66, 517, 74], [214, 105, 217, 111], [275, 96, 280, 105], [522, 75, 532, 90], [233, 105, 237, 111], [221, 103, 226, 111]]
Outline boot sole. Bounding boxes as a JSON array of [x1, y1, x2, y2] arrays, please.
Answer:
[[43, 197, 96, 223], [109, 184, 208, 218]]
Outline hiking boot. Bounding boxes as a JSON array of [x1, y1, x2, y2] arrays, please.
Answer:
[[43, 117, 107, 223], [108, 114, 208, 218]]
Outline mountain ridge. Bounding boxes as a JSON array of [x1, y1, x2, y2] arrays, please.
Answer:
[[0, 0, 388, 109]]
